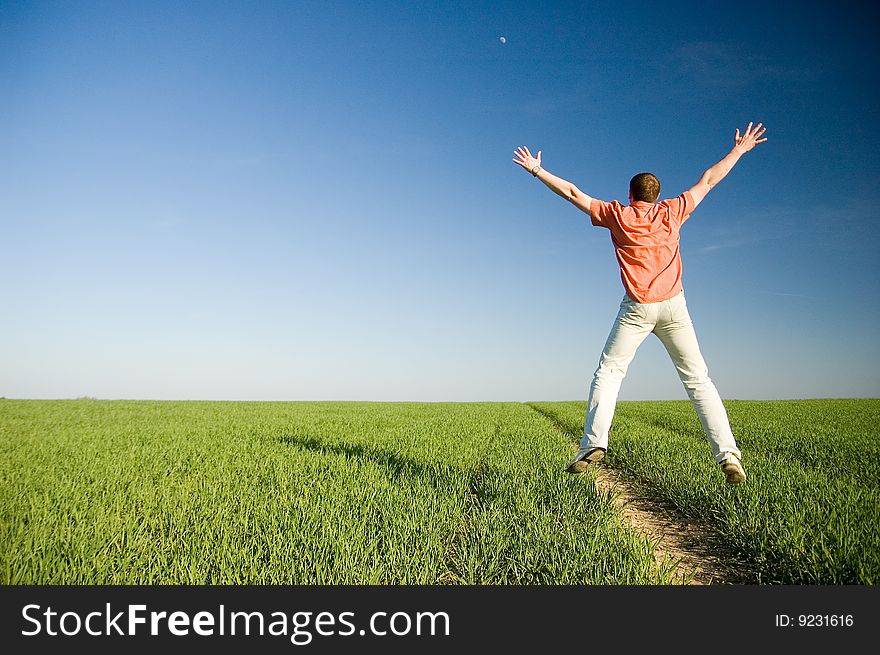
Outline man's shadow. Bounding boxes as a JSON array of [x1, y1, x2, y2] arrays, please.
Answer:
[[277, 433, 503, 503]]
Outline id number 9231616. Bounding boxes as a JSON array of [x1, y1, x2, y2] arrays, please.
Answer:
[[775, 614, 854, 627]]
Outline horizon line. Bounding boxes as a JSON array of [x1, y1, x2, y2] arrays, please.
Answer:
[[2, 396, 878, 403]]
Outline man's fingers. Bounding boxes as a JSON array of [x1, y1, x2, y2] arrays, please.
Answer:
[[735, 123, 768, 146], [513, 145, 542, 167]]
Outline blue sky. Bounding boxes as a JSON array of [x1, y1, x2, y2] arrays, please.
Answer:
[[2, 0, 878, 401]]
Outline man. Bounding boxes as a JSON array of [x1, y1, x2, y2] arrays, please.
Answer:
[[512, 122, 767, 484]]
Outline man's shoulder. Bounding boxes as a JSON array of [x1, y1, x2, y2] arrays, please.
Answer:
[[658, 191, 694, 207], [657, 192, 696, 222], [589, 198, 625, 228]]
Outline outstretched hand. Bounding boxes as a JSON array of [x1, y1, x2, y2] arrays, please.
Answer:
[[734, 122, 768, 153], [512, 145, 542, 173]]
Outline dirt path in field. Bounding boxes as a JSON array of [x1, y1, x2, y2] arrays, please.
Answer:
[[527, 404, 752, 585], [589, 465, 750, 584]]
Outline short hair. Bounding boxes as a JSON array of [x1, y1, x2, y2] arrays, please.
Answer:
[[629, 172, 661, 203]]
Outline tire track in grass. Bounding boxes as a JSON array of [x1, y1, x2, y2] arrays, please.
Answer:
[[526, 403, 753, 585]]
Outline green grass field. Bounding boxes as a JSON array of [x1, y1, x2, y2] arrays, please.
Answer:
[[530, 399, 880, 584], [1, 398, 878, 584]]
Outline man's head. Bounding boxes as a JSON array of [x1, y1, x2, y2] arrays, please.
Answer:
[[629, 172, 661, 203]]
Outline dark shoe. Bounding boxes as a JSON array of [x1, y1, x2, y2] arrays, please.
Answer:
[[566, 447, 605, 474]]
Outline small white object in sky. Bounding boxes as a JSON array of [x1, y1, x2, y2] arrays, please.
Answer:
[[499, 36, 506, 44]]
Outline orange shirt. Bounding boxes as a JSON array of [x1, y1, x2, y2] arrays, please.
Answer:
[[589, 192, 696, 303]]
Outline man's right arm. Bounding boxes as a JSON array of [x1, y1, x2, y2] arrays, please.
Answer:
[[512, 145, 595, 215], [534, 167, 595, 215], [688, 122, 767, 207]]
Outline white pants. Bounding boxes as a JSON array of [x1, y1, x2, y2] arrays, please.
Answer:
[[580, 291, 741, 464]]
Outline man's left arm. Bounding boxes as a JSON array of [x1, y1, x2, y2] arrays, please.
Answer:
[[688, 122, 767, 208]]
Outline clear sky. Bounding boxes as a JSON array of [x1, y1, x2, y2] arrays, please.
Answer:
[[2, 0, 878, 401]]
